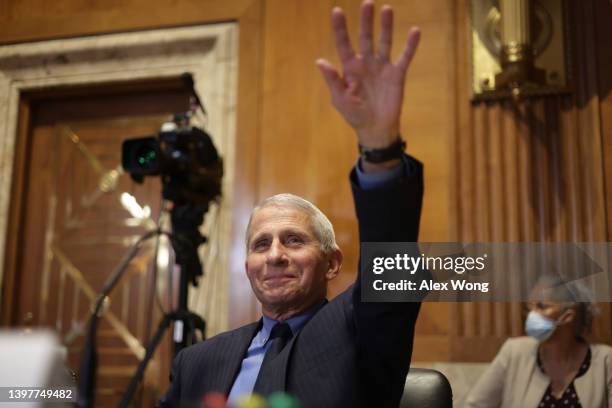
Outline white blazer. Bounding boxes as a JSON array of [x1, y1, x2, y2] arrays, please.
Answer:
[[466, 337, 612, 408]]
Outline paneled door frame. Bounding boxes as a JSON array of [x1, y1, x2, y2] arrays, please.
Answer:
[[0, 0, 264, 331]]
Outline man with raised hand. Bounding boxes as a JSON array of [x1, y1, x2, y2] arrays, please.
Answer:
[[158, 1, 423, 407]]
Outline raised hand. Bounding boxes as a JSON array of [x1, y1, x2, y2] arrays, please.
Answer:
[[316, 0, 420, 150]]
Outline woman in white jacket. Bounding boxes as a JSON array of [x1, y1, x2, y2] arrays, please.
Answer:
[[466, 276, 612, 408]]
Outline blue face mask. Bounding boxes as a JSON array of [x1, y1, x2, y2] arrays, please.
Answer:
[[525, 311, 557, 342]]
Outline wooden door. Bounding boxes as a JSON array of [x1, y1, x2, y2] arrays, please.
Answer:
[[3, 80, 191, 406]]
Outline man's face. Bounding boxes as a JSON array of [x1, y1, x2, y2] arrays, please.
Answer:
[[245, 204, 340, 315]]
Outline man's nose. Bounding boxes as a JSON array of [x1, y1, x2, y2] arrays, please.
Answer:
[[266, 240, 288, 265]]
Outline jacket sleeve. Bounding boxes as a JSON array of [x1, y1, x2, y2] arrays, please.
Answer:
[[465, 340, 513, 408], [349, 154, 424, 407]]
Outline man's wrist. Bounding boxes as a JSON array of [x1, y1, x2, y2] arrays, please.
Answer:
[[354, 155, 405, 190], [360, 158, 402, 173], [359, 136, 406, 166], [356, 128, 400, 149]]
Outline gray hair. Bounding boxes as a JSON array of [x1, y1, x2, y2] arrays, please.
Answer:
[[533, 274, 599, 338], [245, 193, 338, 255]]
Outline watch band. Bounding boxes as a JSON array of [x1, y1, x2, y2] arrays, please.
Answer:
[[359, 137, 406, 163]]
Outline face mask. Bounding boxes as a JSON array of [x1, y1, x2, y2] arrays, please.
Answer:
[[525, 311, 557, 342]]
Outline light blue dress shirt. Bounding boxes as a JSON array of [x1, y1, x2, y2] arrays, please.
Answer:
[[227, 158, 406, 405], [227, 303, 324, 404], [354, 157, 406, 190]]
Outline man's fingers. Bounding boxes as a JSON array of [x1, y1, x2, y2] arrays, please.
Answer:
[[359, 0, 375, 57], [316, 59, 345, 96], [397, 27, 421, 73], [331, 7, 355, 62], [378, 5, 393, 60]]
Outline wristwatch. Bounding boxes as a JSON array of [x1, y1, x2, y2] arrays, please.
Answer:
[[359, 137, 406, 163]]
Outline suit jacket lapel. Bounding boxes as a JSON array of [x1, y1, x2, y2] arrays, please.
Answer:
[[524, 351, 549, 406], [257, 299, 329, 395], [212, 302, 329, 396], [207, 321, 261, 395]]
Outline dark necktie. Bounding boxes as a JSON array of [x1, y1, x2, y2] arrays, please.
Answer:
[[252, 322, 293, 393]]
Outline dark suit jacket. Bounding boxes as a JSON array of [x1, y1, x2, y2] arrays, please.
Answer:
[[158, 155, 424, 408]]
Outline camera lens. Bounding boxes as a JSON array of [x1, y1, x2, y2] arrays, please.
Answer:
[[136, 148, 157, 168]]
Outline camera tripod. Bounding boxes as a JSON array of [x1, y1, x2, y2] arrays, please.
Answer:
[[77, 202, 210, 408], [119, 202, 209, 407]]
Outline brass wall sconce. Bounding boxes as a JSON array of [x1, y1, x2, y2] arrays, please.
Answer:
[[470, 0, 571, 101]]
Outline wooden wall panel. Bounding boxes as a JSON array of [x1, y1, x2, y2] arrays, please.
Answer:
[[0, 0, 266, 331], [0, 0, 457, 361], [451, 0, 612, 361], [257, 0, 455, 361], [598, 0, 612, 243], [3, 0, 610, 365], [225, 0, 265, 330], [594, 0, 612, 351], [0, 0, 254, 43]]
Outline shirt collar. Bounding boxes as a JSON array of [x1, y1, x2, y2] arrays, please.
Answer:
[[259, 300, 326, 345]]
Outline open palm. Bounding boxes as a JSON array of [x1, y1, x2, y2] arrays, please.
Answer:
[[317, 1, 420, 149]]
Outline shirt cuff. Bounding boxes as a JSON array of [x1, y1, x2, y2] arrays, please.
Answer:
[[354, 157, 407, 190]]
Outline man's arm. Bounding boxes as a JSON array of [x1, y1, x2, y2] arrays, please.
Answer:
[[317, 2, 423, 405], [351, 154, 423, 407]]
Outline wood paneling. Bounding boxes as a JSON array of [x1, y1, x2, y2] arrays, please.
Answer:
[[0, 0, 254, 44], [596, 0, 612, 239], [1, 98, 31, 327], [595, 0, 612, 352], [5, 83, 192, 405], [450, 0, 612, 361], [0, 0, 266, 331], [2, 0, 611, 366], [0, 0, 457, 360], [0, 0, 517, 365], [255, 1, 455, 361], [226, 0, 265, 328]]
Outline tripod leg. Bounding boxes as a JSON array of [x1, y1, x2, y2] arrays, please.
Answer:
[[189, 312, 206, 340], [177, 312, 206, 349], [119, 314, 173, 408]]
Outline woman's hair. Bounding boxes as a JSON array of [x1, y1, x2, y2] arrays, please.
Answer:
[[533, 274, 599, 338]]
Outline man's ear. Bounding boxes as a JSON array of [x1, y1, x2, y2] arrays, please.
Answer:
[[325, 248, 343, 280]]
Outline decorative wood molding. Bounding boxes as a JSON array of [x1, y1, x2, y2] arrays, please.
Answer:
[[451, 0, 611, 360], [0, 23, 239, 336]]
